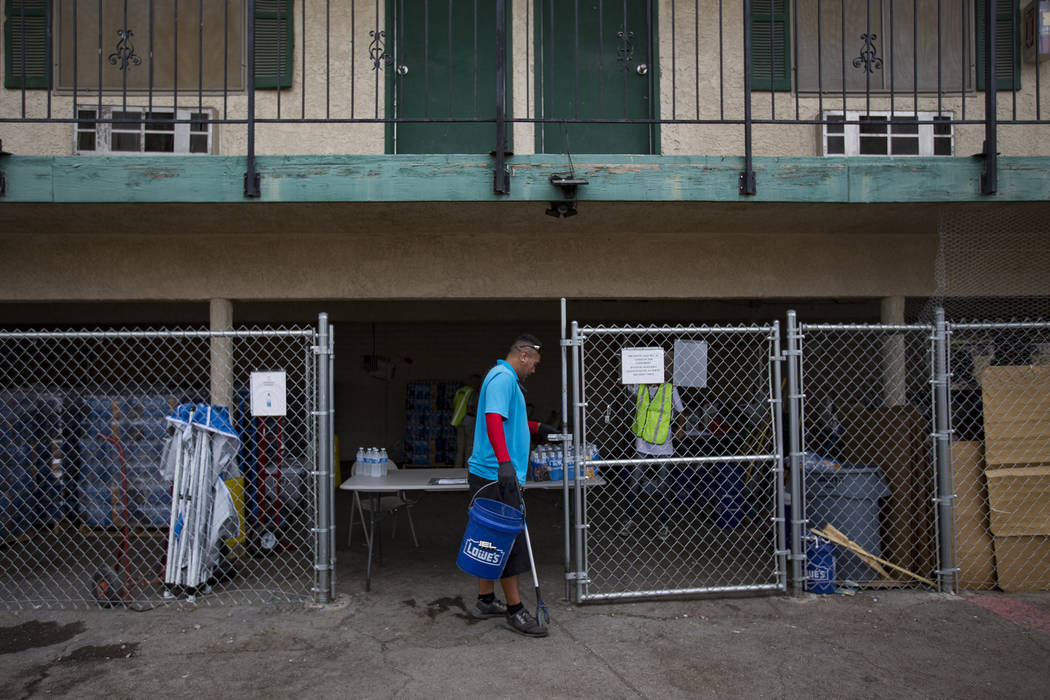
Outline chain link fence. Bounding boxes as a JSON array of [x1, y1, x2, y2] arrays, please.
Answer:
[[794, 322, 939, 592], [0, 324, 327, 609], [569, 324, 785, 602], [948, 321, 1050, 593]]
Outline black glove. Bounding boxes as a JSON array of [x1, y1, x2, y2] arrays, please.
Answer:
[[536, 423, 558, 442], [497, 460, 517, 493]]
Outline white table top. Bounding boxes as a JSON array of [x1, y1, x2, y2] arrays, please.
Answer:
[[338, 467, 605, 492]]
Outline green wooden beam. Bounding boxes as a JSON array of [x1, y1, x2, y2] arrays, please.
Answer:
[[2, 154, 1048, 204]]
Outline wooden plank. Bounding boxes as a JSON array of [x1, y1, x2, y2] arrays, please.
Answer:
[[823, 523, 891, 579], [812, 526, 936, 587], [4, 154, 1050, 204]]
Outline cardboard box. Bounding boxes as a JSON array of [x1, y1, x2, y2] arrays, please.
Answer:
[[993, 535, 1050, 592], [986, 466, 1050, 537], [981, 365, 1050, 466], [952, 441, 996, 589]]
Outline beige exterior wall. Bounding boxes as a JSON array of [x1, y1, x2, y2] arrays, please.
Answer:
[[0, 200, 945, 302], [3, 0, 1048, 157]]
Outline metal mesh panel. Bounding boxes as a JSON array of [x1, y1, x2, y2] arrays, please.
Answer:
[[948, 321, 1050, 593], [920, 206, 1050, 323], [798, 325, 937, 591], [572, 325, 784, 601], [0, 326, 320, 609]]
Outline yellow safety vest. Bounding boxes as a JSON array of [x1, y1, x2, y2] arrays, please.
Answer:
[[450, 386, 476, 427], [631, 384, 673, 444]]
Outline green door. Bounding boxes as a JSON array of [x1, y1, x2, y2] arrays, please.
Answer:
[[536, 0, 655, 154], [388, 0, 509, 154]]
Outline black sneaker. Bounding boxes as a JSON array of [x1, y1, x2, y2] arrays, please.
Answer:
[[473, 598, 508, 618], [505, 607, 549, 637]]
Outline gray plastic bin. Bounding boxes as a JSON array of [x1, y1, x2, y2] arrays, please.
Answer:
[[806, 463, 891, 582]]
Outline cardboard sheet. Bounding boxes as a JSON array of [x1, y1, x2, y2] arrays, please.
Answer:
[[986, 466, 1050, 537], [993, 535, 1050, 592], [952, 441, 996, 589], [981, 365, 1050, 466]]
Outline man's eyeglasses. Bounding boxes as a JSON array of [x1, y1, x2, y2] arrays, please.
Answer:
[[516, 343, 542, 353]]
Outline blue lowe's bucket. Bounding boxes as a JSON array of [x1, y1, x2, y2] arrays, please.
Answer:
[[806, 536, 836, 594], [456, 497, 524, 580]]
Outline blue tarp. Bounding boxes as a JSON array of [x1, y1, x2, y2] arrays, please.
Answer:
[[166, 404, 239, 441]]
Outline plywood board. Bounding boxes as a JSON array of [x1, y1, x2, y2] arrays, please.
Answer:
[[982, 365, 1050, 466], [993, 535, 1050, 592], [952, 441, 996, 589], [839, 403, 934, 576], [986, 466, 1050, 537]]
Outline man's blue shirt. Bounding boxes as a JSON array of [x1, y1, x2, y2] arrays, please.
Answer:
[[467, 359, 530, 484]]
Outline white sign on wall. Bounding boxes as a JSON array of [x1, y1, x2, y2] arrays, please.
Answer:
[[621, 347, 665, 384], [250, 371, 287, 416]]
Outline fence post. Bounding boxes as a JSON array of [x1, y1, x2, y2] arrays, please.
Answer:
[[772, 322, 788, 592], [786, 310, 804, 594], [327, 320, 337, 600], [314, 313, 333, 604], [561, 299, 572, 601], [933, 308, 957, 593], [570, 320, 584, 602]]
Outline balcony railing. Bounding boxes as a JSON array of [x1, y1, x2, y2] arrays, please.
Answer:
[[2, 1, 1047, 197]]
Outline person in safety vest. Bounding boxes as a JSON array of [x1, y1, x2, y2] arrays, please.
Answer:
[[621, 353, 685, 541], [466, 334, 557, 637], [451, 374, 482, 467]]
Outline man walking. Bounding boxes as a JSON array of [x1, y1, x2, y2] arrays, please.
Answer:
[[467, 334, 554, 637]]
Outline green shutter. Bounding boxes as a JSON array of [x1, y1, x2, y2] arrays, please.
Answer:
[[4, 0, 50, 89], [976, 0, 1021, 91], [255, 0, 293, 89], [750, 0, 791, 91]]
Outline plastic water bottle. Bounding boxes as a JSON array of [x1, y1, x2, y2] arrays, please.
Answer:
[[379, 447, 389, 476], [549, 447, 562, 480], [367, 447, 378, 476], [356, 447, 365, 475]]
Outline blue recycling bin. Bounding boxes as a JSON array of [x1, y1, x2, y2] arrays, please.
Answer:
[[805, 462, 891, 582]]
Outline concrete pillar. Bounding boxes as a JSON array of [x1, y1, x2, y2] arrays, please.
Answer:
[[210, 298, 234, 408], [882, 296, 907, 407]]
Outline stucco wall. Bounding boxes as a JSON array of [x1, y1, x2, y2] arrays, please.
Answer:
[[3, 0, 1048, 157], [0, 203, 942, 301]]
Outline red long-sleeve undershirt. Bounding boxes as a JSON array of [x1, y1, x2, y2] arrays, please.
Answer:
[[484, 413, 540, 464]]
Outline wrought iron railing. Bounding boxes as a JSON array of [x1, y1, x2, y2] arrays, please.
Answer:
[[2, 1, 1047, 197]]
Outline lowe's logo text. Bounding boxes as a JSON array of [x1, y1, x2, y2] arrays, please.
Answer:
[[463, 538, 505, 565]]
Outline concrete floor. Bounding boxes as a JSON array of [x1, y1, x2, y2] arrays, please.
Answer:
[[3, 489, 1050, 698]]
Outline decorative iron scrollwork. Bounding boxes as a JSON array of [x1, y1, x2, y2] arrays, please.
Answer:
[[107, 28, 141, 72], [617, 29, 635, 69], [370, 30, 393, 71], [852, 33, 883, 74]]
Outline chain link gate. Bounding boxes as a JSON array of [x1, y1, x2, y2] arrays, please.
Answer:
[[790, 318, 942, 593], [0, 316, 335, 609], [564, 322, 786, 602]]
